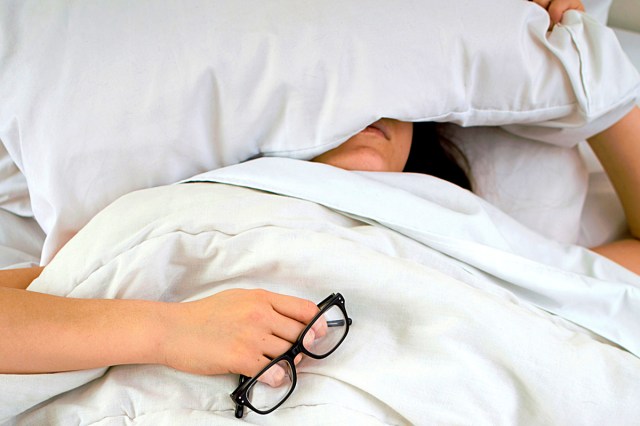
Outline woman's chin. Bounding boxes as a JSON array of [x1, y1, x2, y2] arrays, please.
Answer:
[[320, 152, 390, 172]]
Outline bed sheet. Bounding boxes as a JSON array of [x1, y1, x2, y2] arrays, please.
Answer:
[[4, 159, 639, 425]]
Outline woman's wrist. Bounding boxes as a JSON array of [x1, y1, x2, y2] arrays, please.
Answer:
[[144, 299, 183, 368], [105, 298, 179, 369]]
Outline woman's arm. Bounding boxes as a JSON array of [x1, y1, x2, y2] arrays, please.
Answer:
[[587, 106, 640, 274], [0, 286, 318, 375], [1, 287, 169, 373], [0, 266, 44, 289]]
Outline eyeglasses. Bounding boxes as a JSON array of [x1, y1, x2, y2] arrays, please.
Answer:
[[230, 292, 353, 418]]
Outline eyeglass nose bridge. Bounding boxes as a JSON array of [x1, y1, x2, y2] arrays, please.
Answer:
[[289, 343, 303, 359]]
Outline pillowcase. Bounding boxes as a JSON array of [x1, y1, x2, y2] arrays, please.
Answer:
[[0, 143, 32, 218], [0, 210, 44, 270], [0, 0, 638, 263], [441, 124, 588, 244]]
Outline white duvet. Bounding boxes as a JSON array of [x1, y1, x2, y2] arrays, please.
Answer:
[[3, 158, 640, 425]]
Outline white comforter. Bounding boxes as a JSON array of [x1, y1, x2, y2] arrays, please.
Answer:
[[3, 158, 640, 425]]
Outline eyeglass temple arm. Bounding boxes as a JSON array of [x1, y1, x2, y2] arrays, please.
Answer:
[[234, 375, 248, 418], [326, 318, 353, 327]]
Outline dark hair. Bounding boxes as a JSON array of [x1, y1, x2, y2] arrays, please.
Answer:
[[403, 122, 472, 191]]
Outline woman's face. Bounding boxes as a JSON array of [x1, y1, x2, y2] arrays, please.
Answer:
[[312, 119, 413, 172]]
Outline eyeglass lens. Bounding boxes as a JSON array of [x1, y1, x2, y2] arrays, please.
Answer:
[[303, 304, 348, 357], [245, 360, 294, 410]]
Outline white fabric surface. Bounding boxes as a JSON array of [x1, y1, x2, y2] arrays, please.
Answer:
[[0, 210, 44, 270], [186, 159, 640, 350], [501, 11, 639, 145], [1, 1, 638, 264], [0, 143, 31, 218], [4, 159, 639, 425], [0, 139, 44, 269], [440, 124, 589, 244]]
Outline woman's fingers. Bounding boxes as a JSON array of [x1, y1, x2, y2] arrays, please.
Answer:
[[268, 291, 320, 326], [548, 0, 584, 24], [302, 328, 316, 350], [269, 312, 310, 343], [260, 334, 297, 360], [530, 0, 552, 9], [257, 362, 291, 388], [311, 314, 328, 339], [530, 0, 585, 28]]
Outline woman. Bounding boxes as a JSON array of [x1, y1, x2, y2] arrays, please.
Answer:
[[1, 0, 636, 379]]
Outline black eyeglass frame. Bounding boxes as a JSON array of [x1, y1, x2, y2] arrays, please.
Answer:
[[230, 292, 352, 418]]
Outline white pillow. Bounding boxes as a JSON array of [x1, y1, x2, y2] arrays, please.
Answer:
[[0, 142, 32, 218], [0, 0, 638, 263], [442, 124, 588, 244], [0, 210, 44, 270]]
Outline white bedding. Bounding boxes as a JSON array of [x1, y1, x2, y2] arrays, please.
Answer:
[[4, 159, 639, 425]]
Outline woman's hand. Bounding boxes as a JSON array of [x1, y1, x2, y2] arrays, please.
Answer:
[[160, 289, 319, 378], [530, 0, 585, 28]]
